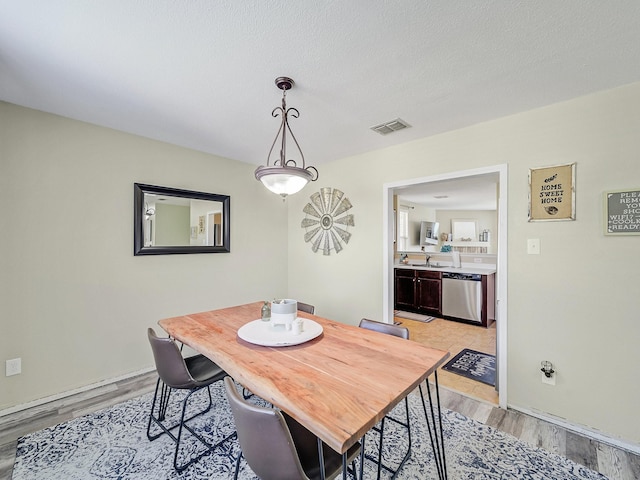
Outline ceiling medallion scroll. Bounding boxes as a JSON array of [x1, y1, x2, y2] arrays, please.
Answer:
[[301, 187, 355, 255]]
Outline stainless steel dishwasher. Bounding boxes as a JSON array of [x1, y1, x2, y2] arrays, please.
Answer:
[[441, 272, 482, 323]]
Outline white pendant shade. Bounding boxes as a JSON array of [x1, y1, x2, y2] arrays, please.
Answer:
[[255, 165, 313, 197]]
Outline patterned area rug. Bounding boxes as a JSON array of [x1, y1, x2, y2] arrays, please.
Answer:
[[12, 382, 606, 480], [442, 348, 496, 386], [394, 310, 436, 323]]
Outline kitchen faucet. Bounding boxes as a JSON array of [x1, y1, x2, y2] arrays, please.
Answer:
[[425, 254, 431, 266]]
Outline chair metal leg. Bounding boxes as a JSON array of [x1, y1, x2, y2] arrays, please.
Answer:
[[242, 388, 253, 400], [147, 380, 213, 442], [147, 378, 175, 440], [390, 396, 412, 478], [350, 459, 358, 480], [233, 451, 243, 480], [147, 379, 236, 472], [173, 386, 237, 472], [363, 396, 412, 479]]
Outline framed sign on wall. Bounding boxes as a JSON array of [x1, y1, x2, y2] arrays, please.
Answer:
[[604, 189, 640, 235], [528, 163, 576, 222]]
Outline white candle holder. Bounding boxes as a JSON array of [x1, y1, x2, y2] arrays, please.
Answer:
[[271, 299, 297, 330]]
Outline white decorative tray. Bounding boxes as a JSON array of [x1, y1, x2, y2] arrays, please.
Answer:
[[237, 319, 323, 347]]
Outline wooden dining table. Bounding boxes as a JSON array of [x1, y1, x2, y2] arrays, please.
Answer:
[[159, 302, 450, 478]]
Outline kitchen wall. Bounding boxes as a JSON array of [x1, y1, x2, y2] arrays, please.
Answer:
[[0, 101, 289, 410], [395, 202, 497, 254], [287, 82, 640, 446], [396, 199, 436, 252], [436, 209, 498, 253]]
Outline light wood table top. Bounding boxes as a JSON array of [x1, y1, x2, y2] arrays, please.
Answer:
[[159, 302, 450, 454]]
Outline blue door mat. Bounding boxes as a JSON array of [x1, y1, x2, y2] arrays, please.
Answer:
[[442, 348, 496, 386]]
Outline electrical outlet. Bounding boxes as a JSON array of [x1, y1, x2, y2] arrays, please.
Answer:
[[474, 258, 482, 263], [541, 371, 555, 385], [6, 358, 21, 376]]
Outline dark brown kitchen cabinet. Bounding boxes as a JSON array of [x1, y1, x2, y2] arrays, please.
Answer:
[[394, 268, 442, 316], [416, 270, 442, 315], [394, 268, 416, 311]]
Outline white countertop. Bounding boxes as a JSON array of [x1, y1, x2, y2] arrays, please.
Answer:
[[395, 263, 496, 275]]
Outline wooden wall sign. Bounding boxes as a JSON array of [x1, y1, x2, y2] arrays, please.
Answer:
[[528, 163, 576, 222], [604, 189, 640, 235]]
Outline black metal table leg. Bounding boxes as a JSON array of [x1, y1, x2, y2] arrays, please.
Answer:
[[342, 451, 348, 479], [418, 370, 448, 480], [317, 438, 326, 480], [359, 435, 365, 479], [319, 436, 363, 480]]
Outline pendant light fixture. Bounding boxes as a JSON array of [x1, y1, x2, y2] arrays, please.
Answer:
[[255, 77, 318, 197]]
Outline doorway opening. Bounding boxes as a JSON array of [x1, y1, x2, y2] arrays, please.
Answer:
[[383, 165, 508, 408]]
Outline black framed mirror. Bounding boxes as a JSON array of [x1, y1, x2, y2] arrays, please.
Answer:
[[134, 183, 230, 255]]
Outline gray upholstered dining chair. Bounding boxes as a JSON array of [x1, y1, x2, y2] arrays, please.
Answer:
[[358, 318, 412, 479], [224, 376, 361, 480], [297, 302, 315, 314], [146, 328, 235, 472]]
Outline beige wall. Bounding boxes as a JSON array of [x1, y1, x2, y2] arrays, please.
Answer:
[[0, 102, 289, 409], [2, 82, 639, 446], [287, 83, 640, 445]]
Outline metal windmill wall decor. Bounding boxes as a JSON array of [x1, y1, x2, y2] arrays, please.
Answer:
[[301, 187, 355, 255]]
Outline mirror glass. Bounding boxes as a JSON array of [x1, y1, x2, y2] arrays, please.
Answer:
[[134, 183, 230, 255], [451, 218, 477, 241]]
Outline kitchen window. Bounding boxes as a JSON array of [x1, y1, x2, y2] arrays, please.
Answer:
[[397, 207, 409, 251]]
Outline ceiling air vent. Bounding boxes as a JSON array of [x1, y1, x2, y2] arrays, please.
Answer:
[[370, 118, 411, 135]]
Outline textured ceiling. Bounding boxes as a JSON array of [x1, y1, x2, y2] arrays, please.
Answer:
[[396, 173, 499, 211], [2, 1, 640, 169]]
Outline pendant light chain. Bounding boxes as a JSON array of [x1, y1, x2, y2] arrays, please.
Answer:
[[255, 77, 318, 198]]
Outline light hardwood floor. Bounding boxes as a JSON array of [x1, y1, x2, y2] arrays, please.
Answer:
[[1, 322, 638, 479]]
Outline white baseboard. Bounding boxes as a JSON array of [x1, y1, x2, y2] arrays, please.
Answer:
[[0, 367, 156, 418], [509, 403, 640, 456]]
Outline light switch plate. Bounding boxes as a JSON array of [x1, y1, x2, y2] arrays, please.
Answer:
[[527, 238, 540, 255], [6, 358, 21, 376]]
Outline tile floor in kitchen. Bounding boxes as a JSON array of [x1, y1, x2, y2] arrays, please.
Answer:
[[396, 315, 498, 404]]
